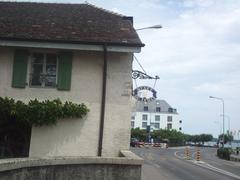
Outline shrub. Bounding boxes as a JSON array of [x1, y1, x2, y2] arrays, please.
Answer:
[[217, 148, 232, 160]]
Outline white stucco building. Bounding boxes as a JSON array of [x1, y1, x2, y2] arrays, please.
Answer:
[[131, 99, 182, 131], [0, 2, 144, 158]]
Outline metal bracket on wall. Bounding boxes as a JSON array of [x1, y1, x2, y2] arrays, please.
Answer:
[[132, 70, 160, 80]]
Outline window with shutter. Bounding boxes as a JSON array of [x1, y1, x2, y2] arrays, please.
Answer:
[[12, 50, 28, 88], [12, 50, 72, 90]]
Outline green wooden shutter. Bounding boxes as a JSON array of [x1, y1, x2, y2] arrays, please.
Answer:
[[57, 52, 73, 90], [12, 50, 28, 88]]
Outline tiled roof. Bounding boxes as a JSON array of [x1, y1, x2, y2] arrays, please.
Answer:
[[133, 99, 178, 114], [0, 2, 143, 47]]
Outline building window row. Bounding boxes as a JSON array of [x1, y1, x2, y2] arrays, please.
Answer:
[[167, 116, 172, 122], [131, 121, 134, 128], [142, 114, 148, 121], [142, 122, 147, 128], [143, 106, 162, 112], [154, 123, 160, 129], [167, 123, 172, 129], [143, 106, 148, 111], [156, 107, 161, 112]]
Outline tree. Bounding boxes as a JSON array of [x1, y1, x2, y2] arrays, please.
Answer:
[[199, 134, 213, 144], [191, 135, 201, 144], [131, 128, 147, 141], [184, 134, 192, 142], [218, 134, 233, 144], [151, 129, 185, 145]]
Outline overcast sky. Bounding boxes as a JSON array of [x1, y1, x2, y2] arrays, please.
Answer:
[[88, 0, 240, 138], [12, 0, 240, 138]]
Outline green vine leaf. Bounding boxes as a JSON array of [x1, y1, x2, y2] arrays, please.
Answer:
[[0, 97, 89, 126]]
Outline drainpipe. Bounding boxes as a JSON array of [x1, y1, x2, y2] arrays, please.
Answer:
[[98, 44, 107, 156]]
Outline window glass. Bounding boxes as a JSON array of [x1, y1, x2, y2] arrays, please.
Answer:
[[167, 123, 172, 129], [142, 122, 147, 128], [30, 53, 57, 87], [31, 53, 44, 86], [155, 123, 160, 129], [142, 114, 148, 121], [167, 116, 172, 122], [155, 115, 160, 121], [144, 106, 148, 111], [45, 54, 57, 87], [32, 53, 44, 64], [156, 107, 161, 112], [131, 121, 135, 128]]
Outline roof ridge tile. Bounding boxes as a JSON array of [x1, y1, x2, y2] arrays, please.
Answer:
[[84, 1, 124, 17]]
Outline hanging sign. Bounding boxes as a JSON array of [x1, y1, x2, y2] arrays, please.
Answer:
[[133, 86, 157, 102]]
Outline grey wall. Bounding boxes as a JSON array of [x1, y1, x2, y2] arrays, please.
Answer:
[[0, 164, 141, 180], [0, 151, 143, 180]]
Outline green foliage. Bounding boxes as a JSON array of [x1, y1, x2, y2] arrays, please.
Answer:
[[187, 134, 213, 144], [131, 128, 147, 141], [200, 134, 213, 144], [0, 97, 89, 126], [217, 148, 232, 160], [218, 134, 234, 144], [151, 129, 185, 146], [131, 128, 186, 146], [130, 127, 214, 147]]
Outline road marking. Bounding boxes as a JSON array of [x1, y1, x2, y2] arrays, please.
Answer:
[[154, 163, 160, 168], [146, 152, 154, 161], [195, 161, 240, 180], [174, 151, 187, 160], [174, 150, 240, 179]]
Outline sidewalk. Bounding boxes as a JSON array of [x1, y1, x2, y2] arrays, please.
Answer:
[[230, 154, 240, 162]]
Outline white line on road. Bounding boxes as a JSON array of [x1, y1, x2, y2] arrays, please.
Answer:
[[174, 150, 240, 179], [195, 161, 240, 180], [174, 150, 191, 160]]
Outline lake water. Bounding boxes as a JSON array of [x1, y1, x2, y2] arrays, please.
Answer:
[[204, 141, 240, 149]]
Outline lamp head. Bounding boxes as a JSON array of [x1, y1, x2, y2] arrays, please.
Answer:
[[150, 25, 162, 29]]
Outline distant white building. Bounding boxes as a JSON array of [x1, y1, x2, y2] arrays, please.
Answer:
[[131, 99, 182, 131]]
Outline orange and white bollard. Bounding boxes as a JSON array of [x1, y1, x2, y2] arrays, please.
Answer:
[[196, 147, 201, 161], [185, 147, 190, 160]]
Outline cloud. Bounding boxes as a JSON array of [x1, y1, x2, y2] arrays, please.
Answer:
[[131, 0, 240, 135]]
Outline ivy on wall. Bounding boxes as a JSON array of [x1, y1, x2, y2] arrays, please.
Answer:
[[0, 97, 89, 126]]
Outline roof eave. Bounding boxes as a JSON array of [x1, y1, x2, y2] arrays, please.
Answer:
[[0, 37, 145, 48], [0, 38, 143, 53]]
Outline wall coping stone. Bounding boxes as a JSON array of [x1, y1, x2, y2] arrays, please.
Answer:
[[0, 150, 143, 172]]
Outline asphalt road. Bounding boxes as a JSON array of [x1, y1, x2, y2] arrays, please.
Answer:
[[131, 147, 240, 180]]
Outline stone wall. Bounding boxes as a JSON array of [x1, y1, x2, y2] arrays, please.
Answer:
[[0, 151, 143, 180]]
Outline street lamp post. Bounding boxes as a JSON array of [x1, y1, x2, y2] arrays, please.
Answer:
[[214, 121, 222, 136], [220, 114, 230, 135], [209, 96, 225, 147]]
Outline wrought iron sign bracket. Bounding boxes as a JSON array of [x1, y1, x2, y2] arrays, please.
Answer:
[[132, 70, 160, 80]]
